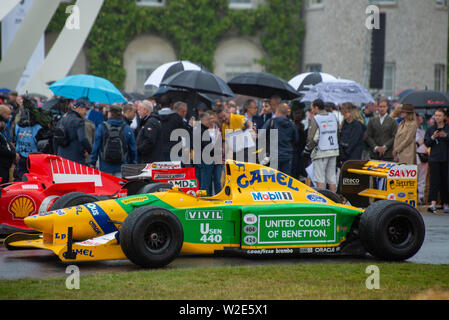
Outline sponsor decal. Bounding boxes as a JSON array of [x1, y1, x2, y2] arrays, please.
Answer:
[[8, 195, 36, 219], [395, 180, 416, 188], [145, 162, 181, 170], [343, 178, 360, 186], [120, 196, 149, 205], [246, 248, 294, 255], [89, 220, 101, 235], [244, 225, 258, 234], [251, 191, 293, 201], [85, 203, 117, 234], [21, 184, 39, 190], [257, 214, 336, 244], [154, 173, 186, 180], [63, 249, 94, 258], [236, 169, 299, 191], [387, 193, 396, 200], [244, 214, 257, 225], [314, 247, 339, 253], [388, 166, 417, 179], [55, 209, 67, 216], [300, 248, 313, 253], [306, 194, 328, 203], [397, 192, 406, 199], [185, 210, 223, 220], [168, 179, 197, 189]]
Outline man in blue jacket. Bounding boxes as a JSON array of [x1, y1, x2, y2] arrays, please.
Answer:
[[90, 104, 137, 177], [261, 103, 299, 175]]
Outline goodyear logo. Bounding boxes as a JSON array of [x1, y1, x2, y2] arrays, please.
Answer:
[[120, 196, 149, 205], [9, 195, 36, 219]]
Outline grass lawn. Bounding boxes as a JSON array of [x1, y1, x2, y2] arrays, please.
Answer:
[[1, 263, 448, 300]]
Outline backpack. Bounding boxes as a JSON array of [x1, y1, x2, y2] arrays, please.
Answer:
[[53, 116, 69, 147], [101, 122, 127, 165]]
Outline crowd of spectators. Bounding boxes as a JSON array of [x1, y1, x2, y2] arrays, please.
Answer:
[[1, 89, 448, 212]]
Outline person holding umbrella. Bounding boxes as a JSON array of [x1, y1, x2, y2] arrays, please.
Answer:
[[424, 108, 449, 214], [393, 104, 418, 164]]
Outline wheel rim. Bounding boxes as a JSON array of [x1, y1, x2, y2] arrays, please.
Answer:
[[144, 222, 171, 254], [386, 216, 414, 248]]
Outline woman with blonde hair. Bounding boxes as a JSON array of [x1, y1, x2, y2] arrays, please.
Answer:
[[393, 104, 417, 164]]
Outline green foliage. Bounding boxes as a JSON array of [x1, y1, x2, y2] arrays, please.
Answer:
[[46, 0, 304, 89]]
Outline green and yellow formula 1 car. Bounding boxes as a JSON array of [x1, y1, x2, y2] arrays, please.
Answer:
[[5, 160, 425, 268]]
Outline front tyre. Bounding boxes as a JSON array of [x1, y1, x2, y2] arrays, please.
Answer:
[[50, 192, 107, 210], [359, 200, 425, 261], [120, 206, 183, 268]]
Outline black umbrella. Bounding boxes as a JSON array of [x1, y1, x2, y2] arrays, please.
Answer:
[[152, 85, 221, 109], [228, 72, 301, 100], [160, 70, 234, 97], [41, 97, 71, 114], [399, 90, 449, 108]]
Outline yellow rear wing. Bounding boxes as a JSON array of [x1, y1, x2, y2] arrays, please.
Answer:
[[339, 161, 418, 208]]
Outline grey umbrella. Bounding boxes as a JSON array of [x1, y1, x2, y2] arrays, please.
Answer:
[[301, 80, 375, 105]]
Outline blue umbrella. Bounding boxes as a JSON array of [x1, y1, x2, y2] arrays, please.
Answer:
[[301, 80, 374, 105], [49, 74, 126, 104]]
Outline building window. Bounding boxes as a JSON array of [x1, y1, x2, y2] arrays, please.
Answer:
[[229, 0, 253, 9], [435, 64, 446, 91], [435, 0, 448, 7], [136, 63, 159, 94], [309, 0, 324, 9], [306, 64, 322, 72], [136, 0, 165, 7], [382, 63, 395, 98], [225, 63, 254, 81]]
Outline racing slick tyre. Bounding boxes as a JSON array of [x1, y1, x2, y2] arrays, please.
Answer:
[[359, 200, 425, 261], [120, 206, 183, 268], [313, 188, 344, 204], [50, 192, 106, 211], [137, 182, 173, 194]]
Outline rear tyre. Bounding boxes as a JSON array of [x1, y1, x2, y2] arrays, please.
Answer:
[[50, 192, 106, 210], [137, 182, 173, 194], [120, 206, 183, 268], [313, 188, 344, 204], [359, 200, 425, 261]]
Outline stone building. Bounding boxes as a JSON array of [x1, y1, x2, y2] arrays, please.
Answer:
[[43, 0, 448, 97], [302, 0, 448, 97]]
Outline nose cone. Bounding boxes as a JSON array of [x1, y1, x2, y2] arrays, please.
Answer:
[[24, 212, 55, 233]]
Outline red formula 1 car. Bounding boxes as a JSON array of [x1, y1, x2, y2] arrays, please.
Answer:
[[0, 154, 198, 234]]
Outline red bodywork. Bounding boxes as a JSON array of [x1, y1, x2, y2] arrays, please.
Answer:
[[0, 154, 198, 233]]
